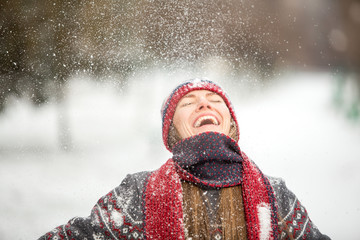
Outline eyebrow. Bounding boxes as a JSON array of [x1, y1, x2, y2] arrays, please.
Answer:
[[206, 92, 217, 97], [183, 92, 218, 98], [183, 93, 195, 98]]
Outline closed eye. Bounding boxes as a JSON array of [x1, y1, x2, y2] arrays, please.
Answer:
[[207, 93, 224, 103], [181, 102, 193, 107], [208, 97, 224, 103]]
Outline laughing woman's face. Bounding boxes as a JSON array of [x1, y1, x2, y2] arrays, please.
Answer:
[[172, 90, 232, 139]]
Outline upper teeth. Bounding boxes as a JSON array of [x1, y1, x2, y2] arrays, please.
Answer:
[[194, 116, 219, 128]]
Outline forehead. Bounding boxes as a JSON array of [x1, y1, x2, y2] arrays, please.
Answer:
[[181, 90, 219, 99]]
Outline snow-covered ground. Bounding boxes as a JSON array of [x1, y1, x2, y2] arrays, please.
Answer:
[[0, 70, 359, 239]]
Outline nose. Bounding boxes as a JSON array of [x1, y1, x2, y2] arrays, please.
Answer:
[[196, 97, 212, 112]]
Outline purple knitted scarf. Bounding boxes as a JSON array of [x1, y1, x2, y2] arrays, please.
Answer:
[[172, 132, 243, 188]]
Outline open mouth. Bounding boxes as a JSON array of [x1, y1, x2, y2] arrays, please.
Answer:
[[194, 115, 219, 128]]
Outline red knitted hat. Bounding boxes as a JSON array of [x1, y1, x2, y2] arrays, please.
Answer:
[[161, 79, 239, 151]]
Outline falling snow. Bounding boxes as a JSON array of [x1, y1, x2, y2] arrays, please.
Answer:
[[0, 0, 360, 239]]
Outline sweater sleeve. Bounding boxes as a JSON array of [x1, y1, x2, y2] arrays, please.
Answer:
[[38, 172, 149, 240], [269, 177, 331, 240]]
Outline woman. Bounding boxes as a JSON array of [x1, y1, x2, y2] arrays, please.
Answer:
[[39, 79, 330, 239]]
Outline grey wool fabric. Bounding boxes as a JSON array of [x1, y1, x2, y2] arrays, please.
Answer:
[[38, 170, 330, 240]]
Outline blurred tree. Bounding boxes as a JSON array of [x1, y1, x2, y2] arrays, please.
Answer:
[[0, 0, 139, 113], [1, 0, 359, 122]]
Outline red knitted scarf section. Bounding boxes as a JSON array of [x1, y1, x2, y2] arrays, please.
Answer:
[[143, 159, 185, 239], [143, 156, 278, 239]]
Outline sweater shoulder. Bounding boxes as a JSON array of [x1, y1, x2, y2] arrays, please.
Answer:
[[111, 171, 152, 209], [115, 171, 152, 193], [266, 175, 330, 239], [266, 175, 297, 214]]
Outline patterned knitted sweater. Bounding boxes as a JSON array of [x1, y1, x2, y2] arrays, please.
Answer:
[[38, 166, 330, 240]]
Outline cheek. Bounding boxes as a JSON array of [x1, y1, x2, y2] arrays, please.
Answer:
[[172, 114, 180, 131], [219, 105, 231, 120], [220, 107, 232, 129], [173, 109, 188, 130]]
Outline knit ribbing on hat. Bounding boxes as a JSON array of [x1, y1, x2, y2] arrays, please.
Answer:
[[161, 79, 239, 152]]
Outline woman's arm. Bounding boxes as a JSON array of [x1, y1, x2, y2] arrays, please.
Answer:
[[38, 172, 149, 240], [269, 177, 331, 240]]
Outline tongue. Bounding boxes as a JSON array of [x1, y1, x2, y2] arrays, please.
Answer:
[[200, 119, 215, 127]]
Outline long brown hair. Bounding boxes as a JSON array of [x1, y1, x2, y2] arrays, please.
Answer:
[[182, 181, 247, 239]]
